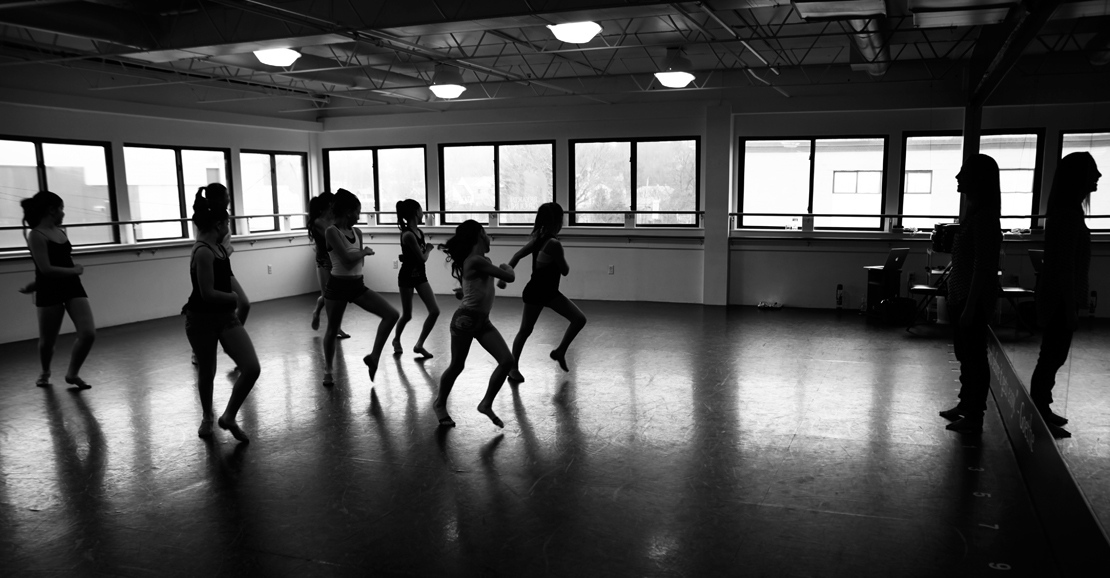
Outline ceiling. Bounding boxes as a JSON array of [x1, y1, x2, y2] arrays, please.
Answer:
[[0, 0, 1106, 121]]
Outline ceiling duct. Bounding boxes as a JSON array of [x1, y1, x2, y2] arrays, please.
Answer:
[[907, 0, 1018, 28], [792, 0, 890, 76]]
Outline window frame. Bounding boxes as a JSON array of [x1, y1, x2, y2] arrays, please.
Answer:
[[240, 148, 310, 234], [737, 134, 888, 231], [322, 144, 428, 224], [1058, 128, 1110, 232], [896, 130, 961, 230], [981, 127, 1045, 231], [1, 134, 119, 247], [123, 144, 232, 241], [438, 140, 555, 226], [569, 136, 701, 228]]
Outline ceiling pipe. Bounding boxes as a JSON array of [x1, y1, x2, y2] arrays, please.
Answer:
[[845, 18, 889, 77], [695, 1, 780, 75]]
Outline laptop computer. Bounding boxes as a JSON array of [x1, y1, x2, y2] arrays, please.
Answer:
[[864, 248, 910, 272]]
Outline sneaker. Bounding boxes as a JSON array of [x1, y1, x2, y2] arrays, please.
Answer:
[[1036, 404, 1069, 427], [945, 415, 983, 433], [938, 405, 965, 421]]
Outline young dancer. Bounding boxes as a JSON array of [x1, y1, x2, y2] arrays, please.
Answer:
[[22, 191, 96, 389], [307, 191, 348, 338], [183, 185, 260, 442], [433, 220, 516, 428], [505, 203, 586, 382], [392, 199, 439, 358], [940, 155, 1003, 433], [1029, 152, 1101, 437], [321, 189, 399, 386]]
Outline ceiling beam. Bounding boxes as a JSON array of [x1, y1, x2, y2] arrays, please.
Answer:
[[968, 0, 1067, 108]]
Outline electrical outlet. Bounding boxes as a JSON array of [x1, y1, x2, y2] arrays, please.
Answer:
[[607, 265, 615, 275], [393, 260, 398, 269], [267, 264, 272, 275]]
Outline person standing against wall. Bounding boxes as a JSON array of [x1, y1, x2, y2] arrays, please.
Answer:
[[1029, 152, 1101, 438], [940, 154, 1003, 433]]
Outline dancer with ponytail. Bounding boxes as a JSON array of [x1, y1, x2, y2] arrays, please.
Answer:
[[307, 191, 348, 338], [391, 199, 439, 358], [433, 220, 516, 428], [22, 191, 96, 389], [183, 184, 259, 442], [506, 203, 586, 382], [321, 189, 399, 386]]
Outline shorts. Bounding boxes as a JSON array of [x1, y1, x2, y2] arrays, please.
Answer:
[[398, 262, 429, 288], [316, 252, 332, 270], [185, 309, 241, 342], [35, 277, 88, 308], [522, 282, 562, 306], [324, 275, 369, 303], [450, 308, 496, 339]]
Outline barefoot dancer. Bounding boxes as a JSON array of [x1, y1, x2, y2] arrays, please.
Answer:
[[432, 220, 516, 428], [392, 199, 439, 358], [183, 185, 260, 442], [321, 189, 399, 386], [307, 191, 348, 338], [22, 191, 96, 389], [506, 203, 586, 382]]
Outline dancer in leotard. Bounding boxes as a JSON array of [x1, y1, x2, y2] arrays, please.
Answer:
[[204, 184, 251, 329], [433, 220, 516, 428], [506, 203, 586, 382], [183, 185, 259, 442], [391, 199, 439, 358], [22, 191, 96, 389], [321, 189, 399, 386], [307, 191, 348, 338]]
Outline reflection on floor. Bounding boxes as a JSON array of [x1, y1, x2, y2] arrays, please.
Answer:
[[1001, 319, 1110, 536], [0, 295, 1061, 576]]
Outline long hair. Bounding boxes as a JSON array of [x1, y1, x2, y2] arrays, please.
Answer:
[[1047, 152, 1098, 217], [961, 154, 1001, 221], [396, 199, 422, 233], [331, 188, 361, 227], [530, 202, 563, 243], [21, 190, 63, 229], [192, 186, 230, 232], [440, 219, 484, 283], [307, 191, 335, 241]]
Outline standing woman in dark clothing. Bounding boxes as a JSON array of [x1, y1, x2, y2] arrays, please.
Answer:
[[505, 202, 586, 382], [321, 189, 399, 386], [391, 199, 439, 358], [307, 191, 348, 338], [940, 154, 1003, 433], [1029, 152, 1101, 436], [23, 191, 96, 389], [184, 186, 259, 442]]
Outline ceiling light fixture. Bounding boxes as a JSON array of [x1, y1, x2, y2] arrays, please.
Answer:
[[546, 21, 602, 44], [253, 48, 301, 67], [429, 64, 466, 99], [654, 47, 695, 89]]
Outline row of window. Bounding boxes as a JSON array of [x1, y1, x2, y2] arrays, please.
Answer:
[[0, 131, 1106, 249]]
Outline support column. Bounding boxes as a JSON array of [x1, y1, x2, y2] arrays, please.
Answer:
[[703, 103, 733, 306]]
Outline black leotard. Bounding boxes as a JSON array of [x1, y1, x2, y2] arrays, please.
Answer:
[[32, 230, 87, 307], [521, 236, 563, 306], [398, 228, 429, 288], [184, 242, 235, 314]]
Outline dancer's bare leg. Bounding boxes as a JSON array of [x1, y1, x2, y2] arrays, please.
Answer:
[[217, 325, 260, 443], [509, 303, 543, 382], [351, 290, 399, 382], [546, 294, 586, 372], [475, 327, 513, 428], [393, 286, 414, 355], [413, 283, 440, 358], [434, 333, 473, 427]]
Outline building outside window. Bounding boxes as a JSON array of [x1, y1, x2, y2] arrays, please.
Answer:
[[440, 142, 552, 225], [240, 151, 308, 233]]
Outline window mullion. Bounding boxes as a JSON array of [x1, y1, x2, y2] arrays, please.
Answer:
[[35, 141, 47, 191], [175, 149, 187, 239], [807, 139, 816, 214], [630, 140, 637, 215], [270, 154, 279, 232], [372, 149, 381, 224], [493, 145, 500, 214]]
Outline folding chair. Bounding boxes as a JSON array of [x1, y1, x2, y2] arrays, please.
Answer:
[[906, 263, 951, 331]]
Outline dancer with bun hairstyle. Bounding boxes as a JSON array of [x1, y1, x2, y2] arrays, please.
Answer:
[[433, 220, 516, 428], [321, 189, 399, 386], [506, 202, 586, 382], [22, 191, 96, 389], [307, 191, 348, 338], [391, 199, 439, 358], [183, 185, 259, 442]]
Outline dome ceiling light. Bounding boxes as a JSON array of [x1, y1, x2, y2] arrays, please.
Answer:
[[253, 48, 301, 67], [546, 22, 602, 44], [429, 64, 466, 99], [654, 47, 695, 88]]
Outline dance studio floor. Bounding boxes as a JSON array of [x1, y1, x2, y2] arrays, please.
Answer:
[[0, 295, 1062, 577]]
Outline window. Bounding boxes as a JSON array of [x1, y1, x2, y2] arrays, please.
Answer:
[[240, 151, 308, 233], [740, 137, 885, 229], [324, 146, 426, 225], [0, 137, 116, 248], [440, 142, 553, 225], [123, 146, 230, 241], [572, 138, 698, 226], [900, 135, 962, 230], [1060, 131, 1110, 230], [981, 133, 1040, 230]]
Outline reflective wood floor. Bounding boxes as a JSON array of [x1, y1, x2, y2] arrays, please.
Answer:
[[0, 295, 1061, 577]]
